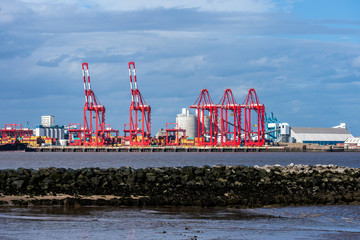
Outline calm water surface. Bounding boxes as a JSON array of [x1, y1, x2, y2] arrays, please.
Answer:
[[0, 205, 359, 239], [0, 152, 359, 239], [0, 152, 359, 169]]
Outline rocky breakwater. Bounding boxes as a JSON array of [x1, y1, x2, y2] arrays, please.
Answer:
[[0, 164, 359, 207]]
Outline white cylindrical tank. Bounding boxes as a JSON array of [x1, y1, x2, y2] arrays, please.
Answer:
[[50, 128, 55, 138], [45, 128, 50, 137], [176, 108, 198, 138], [202, 116, 211, 133], [198, 111, 212, 133]]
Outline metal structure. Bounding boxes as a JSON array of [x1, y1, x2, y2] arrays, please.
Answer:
[[0, 124, 33, 143], [126, 61, 151, 146], [190, 89, 218, 146], [104, 124, 119, 145], [265, 112, 280, 141], [68, 123, 82, 146], [81, 63, 106, 146], [218, 89, 242, 146], [165, 123, 186, 146], [242, 89, 265, 146]]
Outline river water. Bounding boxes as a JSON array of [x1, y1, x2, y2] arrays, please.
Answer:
[[0, 152, 360, 239], [0, 152, 360, 169]]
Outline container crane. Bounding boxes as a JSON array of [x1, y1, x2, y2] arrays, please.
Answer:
[[165, 123, 186, 146], [126, 61, 151, 146], [190, 89, 218, 146], [242, 88, 265, 146], [218, 89, 242, 146], [81, 63, 106, 146]]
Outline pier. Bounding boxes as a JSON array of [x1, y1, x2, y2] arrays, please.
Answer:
[[24, 144, 358, 152]]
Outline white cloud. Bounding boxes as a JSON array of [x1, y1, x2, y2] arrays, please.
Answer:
[[248, 56, 289, 67], [0, 0, 32, 23], [351, 56, 360, 68], [21, 0, 276, 12]]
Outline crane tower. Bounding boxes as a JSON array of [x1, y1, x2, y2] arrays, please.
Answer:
[[82, 62, 106, 146], [190, 89, 218, 146], [242, 88, 265, 146], [126, 62, 151, 146], [218, 89, 242, 146]]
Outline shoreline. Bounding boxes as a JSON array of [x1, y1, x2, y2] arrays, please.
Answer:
[[1, 194, 360, 208], [24, 144, 360, 152]]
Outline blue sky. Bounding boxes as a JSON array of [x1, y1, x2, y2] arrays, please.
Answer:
[[1, 0, 360, 136]]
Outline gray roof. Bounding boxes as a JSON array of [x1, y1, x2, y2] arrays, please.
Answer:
[[291, 127, 351, 135], [291, 127, 354, 142]]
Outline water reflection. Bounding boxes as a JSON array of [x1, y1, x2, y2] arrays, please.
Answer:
[[0, 205, 359, 240]]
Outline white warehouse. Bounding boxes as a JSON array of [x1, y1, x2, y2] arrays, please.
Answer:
[[290, 127, 353, 145]]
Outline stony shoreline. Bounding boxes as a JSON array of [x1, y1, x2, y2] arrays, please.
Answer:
[[1, 164, 359, 207]]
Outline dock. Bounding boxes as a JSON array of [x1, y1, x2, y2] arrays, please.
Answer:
[[24, 145, 359, 152], [26, 146, 286, 152]]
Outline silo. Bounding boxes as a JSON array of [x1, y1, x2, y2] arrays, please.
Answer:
[[196, 110, 212, 133], [176, 108, 197, 138], [50, 128, 55, 138], [45, 127, 50, 137]]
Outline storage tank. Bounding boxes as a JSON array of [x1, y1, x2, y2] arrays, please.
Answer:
[[176, 108, 197, 138], [45, 128, 50, 137], [201, 112, 211, 133], [35, 125, 45, 137]]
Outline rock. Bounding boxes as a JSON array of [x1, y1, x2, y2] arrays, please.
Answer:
[[12, 180, 24, 189], [0, 165, 358, 207]]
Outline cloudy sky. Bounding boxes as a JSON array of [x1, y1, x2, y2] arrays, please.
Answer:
[[1, 0, 360, 136]]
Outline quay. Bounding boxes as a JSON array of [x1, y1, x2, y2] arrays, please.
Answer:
[[24, 144, 359, 152], [25, 146, 284, 152]]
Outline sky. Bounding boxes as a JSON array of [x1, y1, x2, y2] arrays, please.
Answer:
[[1, 0, 360, 136]]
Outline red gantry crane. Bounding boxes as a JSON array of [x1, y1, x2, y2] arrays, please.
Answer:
[[218, 89, 242, 146], [242, 88, 265, 147], [190, 89, 218, 146], [165, 123, 186, 146], [82, 62, 106, 146], [68, 123, 82, 146], [69, 63, 108, 146], [0, 124, 33, 144], [125, 61, 151, 146]]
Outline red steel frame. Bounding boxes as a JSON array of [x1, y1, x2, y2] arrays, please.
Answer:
[[81, 62, 106, 146], [104, 124, 119, 145], [165, 123, 186, 146], [218, 89, 242, 146], [68, 123, 82, 146], [190, 89, 218, 146], [242, 88, 265, 147], [0, 124, 33, 143], [127, 61, 151, 146]]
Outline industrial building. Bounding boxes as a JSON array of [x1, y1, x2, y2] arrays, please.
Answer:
[[344, 137, 360, 147], [35, 115, 66, 146], [176, 108, 197, 138], [290, 125, 353, 145], [41, 115, 55, 127]]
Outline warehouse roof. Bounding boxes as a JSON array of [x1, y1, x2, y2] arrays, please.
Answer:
[[290, 127, 353, 142], [291, 127, 351, 135]]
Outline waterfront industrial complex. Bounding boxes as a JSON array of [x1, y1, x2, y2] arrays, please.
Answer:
[[0, 62, 359, 151]]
